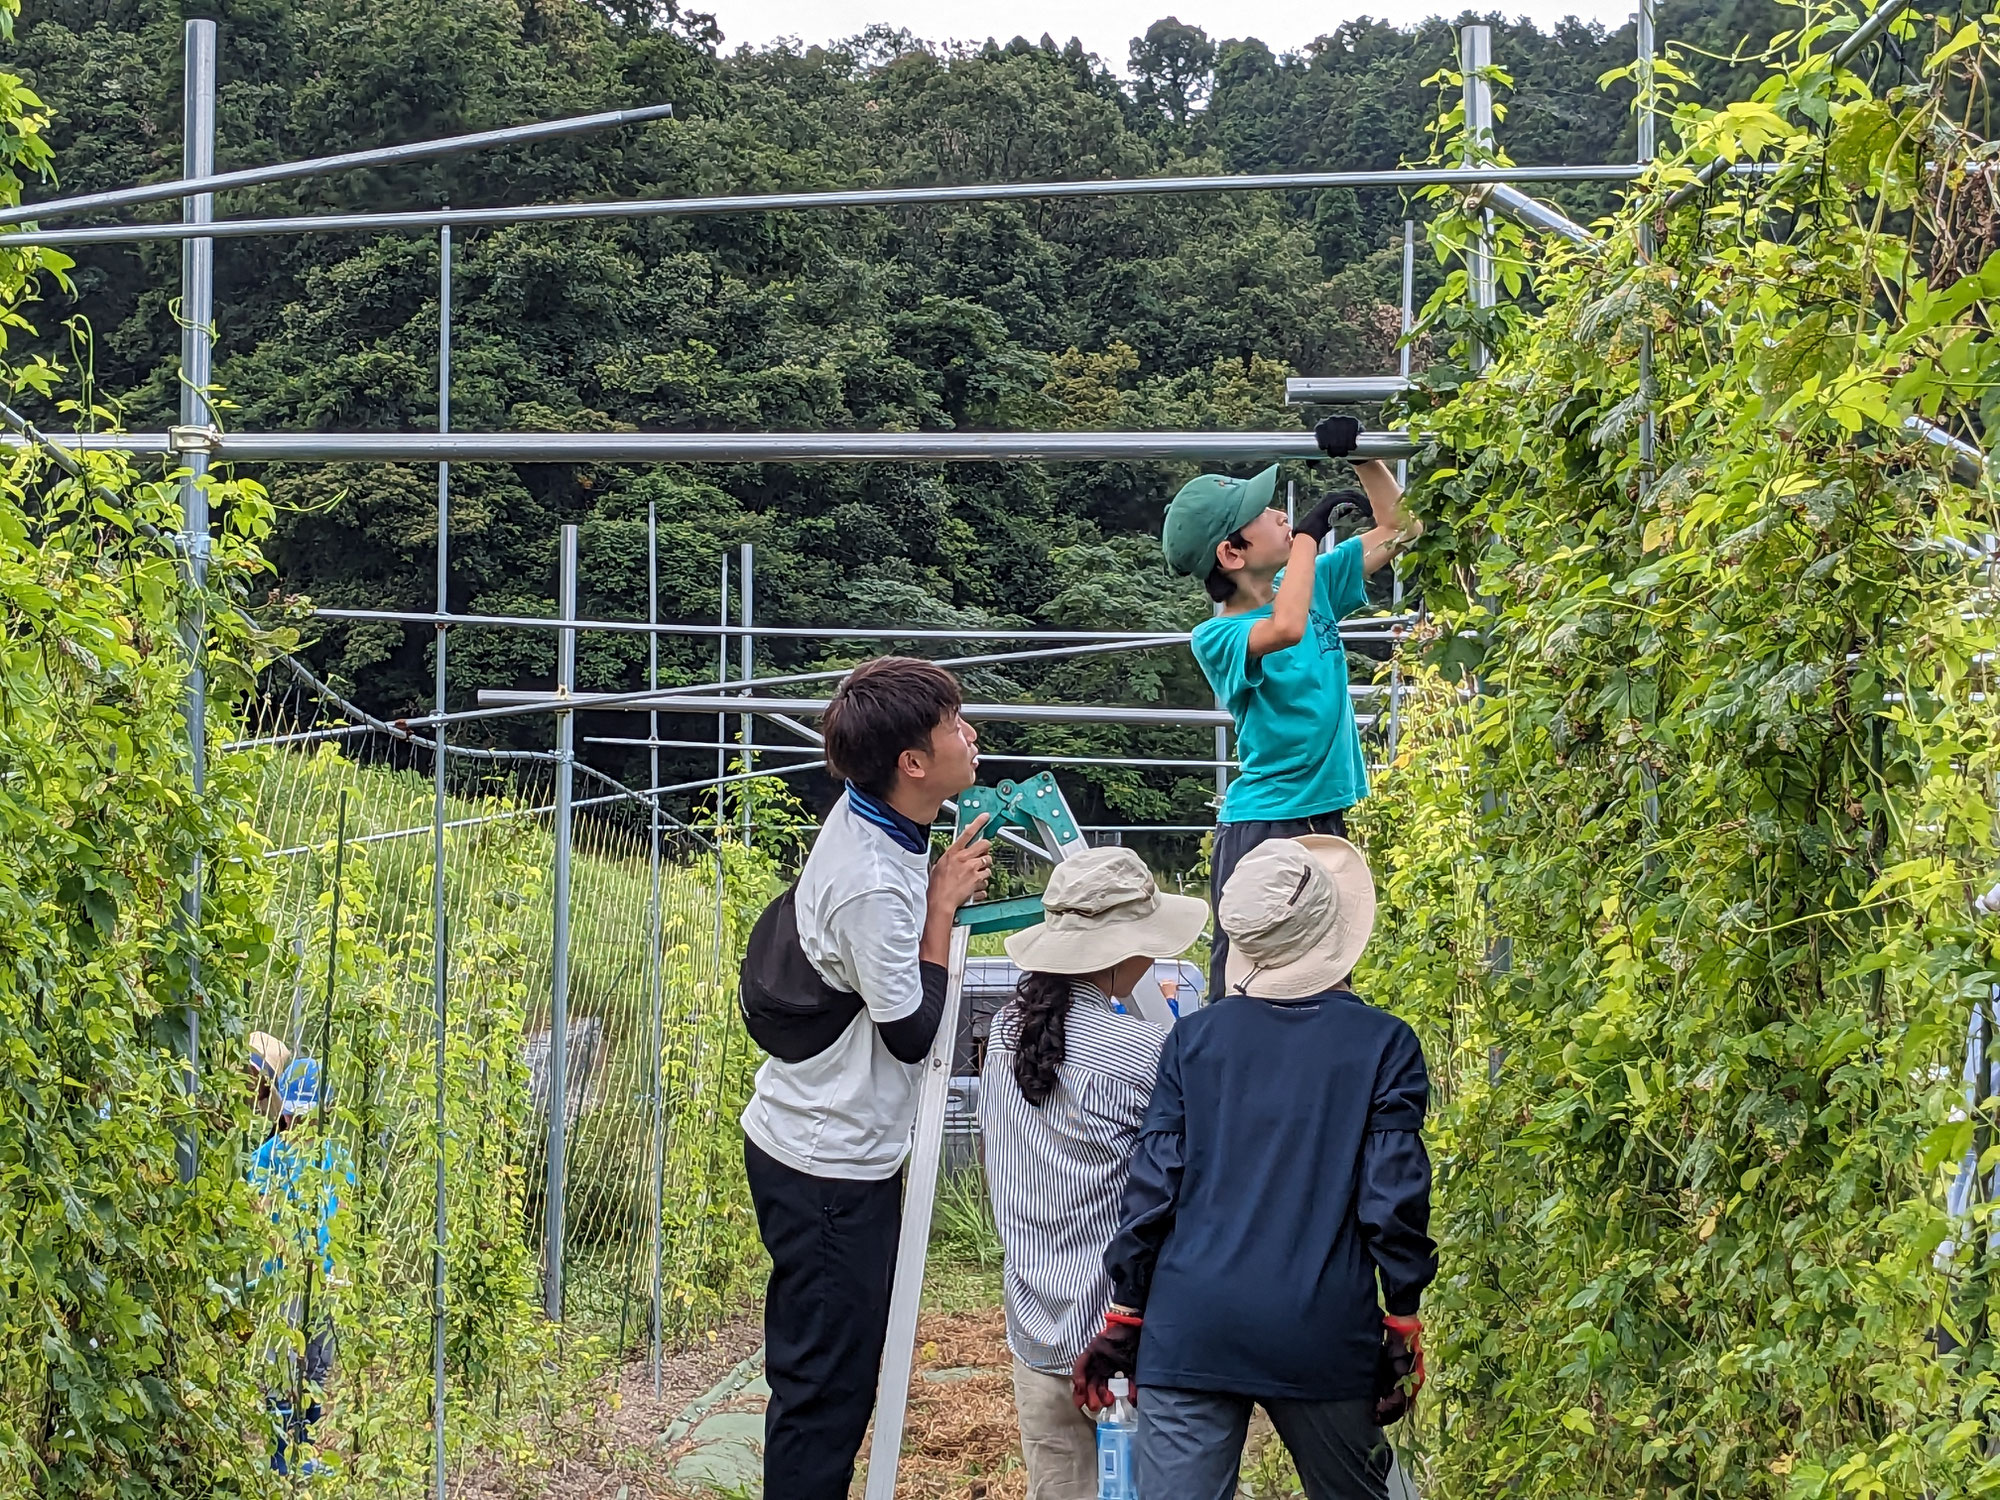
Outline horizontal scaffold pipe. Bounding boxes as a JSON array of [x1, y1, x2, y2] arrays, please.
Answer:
[[0, 164, 1659, 248], [5, 428, 1416, 463], [0, 104, 675, 227], [1282, 376, 1411, 404], [477, 689, 1236, 727], [311, 606, 1409, 642], [1288, 377, 1412, 404]]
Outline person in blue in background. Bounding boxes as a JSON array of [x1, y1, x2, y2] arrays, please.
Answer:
[[244, 1032, 353, 1478]]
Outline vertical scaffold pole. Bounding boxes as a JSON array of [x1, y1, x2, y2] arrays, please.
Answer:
[[176, 17, 216, 1181], [739, 542, 754, 842], [1388, 218, 1415, 763], [544, 524, 579, 1322], [647, 502, 667, 1396], [430, 222, 451, 1500], [717, 556, 729, 837], [1461, 24, 1495, 372], [1637, 0, 1662, 837], [1637, 0, 1657, 483], [1212, 600, 1229, 807], [1463, 23, 1510, 1002]]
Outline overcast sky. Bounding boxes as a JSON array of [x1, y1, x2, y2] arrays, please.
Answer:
[[706, 0, 1641, 72]]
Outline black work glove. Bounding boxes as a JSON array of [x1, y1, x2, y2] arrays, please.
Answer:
[[1372, 1313, 1425, 1426], [1294, 487, 1370, 546], [1314, 414, 1361, 459], [1071, 1309, 1143, 1412]]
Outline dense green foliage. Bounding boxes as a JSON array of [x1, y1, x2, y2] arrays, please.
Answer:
[[1354, 10, 2000, 1496], [0, 18, 297, 1492], [3, 0, 1809, 836], [235, 744, 768, 1490], [22, 0, 2000, 1492]]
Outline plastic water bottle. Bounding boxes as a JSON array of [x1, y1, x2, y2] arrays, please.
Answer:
[[1096, 1376, 1137, 1500]]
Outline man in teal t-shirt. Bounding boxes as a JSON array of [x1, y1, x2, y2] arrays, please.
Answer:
[[1163, 418, 1423, 997]]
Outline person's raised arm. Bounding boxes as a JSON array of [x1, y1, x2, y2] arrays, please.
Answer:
[[922, 813, 990, 966], [1355, 459, 1423, 577], [1244, 530, 1322, 661], [865, 815, 990, 1064]]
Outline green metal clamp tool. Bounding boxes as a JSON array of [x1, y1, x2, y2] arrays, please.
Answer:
[[949, 771, 1088, 934]]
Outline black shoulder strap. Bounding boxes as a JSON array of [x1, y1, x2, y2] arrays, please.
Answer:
[[738, 883, 866, 1063]]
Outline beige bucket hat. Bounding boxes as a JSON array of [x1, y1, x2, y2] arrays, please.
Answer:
[[1220, 835, 1376, 999], [246, 1031, 292, 1122], [1005, 846, 1209, 975]]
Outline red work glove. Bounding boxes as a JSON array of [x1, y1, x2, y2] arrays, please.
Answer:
[[1070, 1307, 1143, 1412], [1372, 1313, 1425, 1426]]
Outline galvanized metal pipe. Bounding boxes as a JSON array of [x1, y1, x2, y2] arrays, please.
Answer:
[[429, 221, 451, 1500], [1462, 25, 1496, 372], [586, 735, 823, 755], [646, 502, 667, 1398], [1288, 377, 1411, 405], [175, 18, 216, 1181], [1637, 0, 1657, 168], [311, 605, 1408, 643], [544, 525, 578, 1322], [586, 737, 1236, 769], [1281, 375, 1410, 404], [4, 103, 673, 227], [0, 163, 1664, 248], [717, 556, 729, 832], [1482, 182, 1594, 246], [480, 688, 1234, 726], [1389, 218, 1416, 761], [475, 634, 1381, 724], [103, 427, 1419, 463], [739, 543, 754, 841]]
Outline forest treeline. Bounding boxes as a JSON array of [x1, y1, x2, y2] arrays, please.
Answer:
[[9, 0, 1808, 833]]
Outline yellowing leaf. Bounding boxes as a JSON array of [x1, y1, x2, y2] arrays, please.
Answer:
[[1926, 21, 1982, 72]]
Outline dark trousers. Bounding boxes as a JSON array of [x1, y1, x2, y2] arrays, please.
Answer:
[[1137, 1386, 1394, 1500], [268, 1323, 335, 1475], [744, 1136, 903, 1500], [1208, 811, 1349, 999]]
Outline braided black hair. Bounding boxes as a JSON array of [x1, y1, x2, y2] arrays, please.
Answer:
[[1010, 970, 1074, 1107]]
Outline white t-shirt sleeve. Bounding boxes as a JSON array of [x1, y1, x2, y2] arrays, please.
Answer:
[[821, 885, 926, 1024]]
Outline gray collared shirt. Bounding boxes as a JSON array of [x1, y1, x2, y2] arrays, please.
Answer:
[[980, 982, 1167, 1374]]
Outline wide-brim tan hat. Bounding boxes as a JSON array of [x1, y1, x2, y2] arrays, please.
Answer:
[[1220, 834, 1375, 999], [246, 1031, 292, 1122], [1005, 845, 1209, 975]]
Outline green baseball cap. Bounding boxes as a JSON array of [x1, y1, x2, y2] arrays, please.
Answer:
[[1160, 464, 1280, 577]]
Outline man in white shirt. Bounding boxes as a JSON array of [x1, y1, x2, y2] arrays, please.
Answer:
[[737, 655, 992, 1500]]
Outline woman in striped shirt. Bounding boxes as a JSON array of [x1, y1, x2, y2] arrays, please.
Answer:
[[980, 846, 1207, 1500]]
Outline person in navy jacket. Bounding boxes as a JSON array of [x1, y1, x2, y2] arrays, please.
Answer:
[[1072, 834, 1436, 1500]]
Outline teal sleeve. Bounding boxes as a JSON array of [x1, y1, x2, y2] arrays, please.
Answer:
[[1316, 536, 1369, 619], [1191, 613, 1260, 705]]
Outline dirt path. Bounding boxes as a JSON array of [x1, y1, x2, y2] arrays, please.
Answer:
[[452, 1318, 763, 1500], [452, 1305, 1031, 1500]]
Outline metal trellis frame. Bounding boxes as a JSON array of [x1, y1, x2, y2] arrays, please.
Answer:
[[99, 13, 1876, 1494]]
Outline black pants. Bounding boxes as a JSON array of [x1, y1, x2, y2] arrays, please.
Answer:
[[744, 1136, 904, 1500], [1208, 811, 1348, 1000]]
